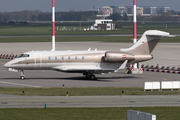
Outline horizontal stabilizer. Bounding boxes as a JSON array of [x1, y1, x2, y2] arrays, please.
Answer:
[[146, 30, 175, 37]]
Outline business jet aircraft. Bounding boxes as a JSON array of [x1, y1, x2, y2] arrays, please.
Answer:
[[4, 30, 173, 80]]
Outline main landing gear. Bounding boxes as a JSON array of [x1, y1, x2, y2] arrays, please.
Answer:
[[20, 69, 26, 80], [83, 72, 96, 80]]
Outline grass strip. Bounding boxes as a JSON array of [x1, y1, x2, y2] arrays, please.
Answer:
[[1, 87, 180, 96], [0, 25, 180, 35], [0, 36, 132, 43], [0, 36, 180, 43], [0, 107, 179, 120]]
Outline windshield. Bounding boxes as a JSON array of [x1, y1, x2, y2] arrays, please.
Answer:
[[17, 54, 30, 58]]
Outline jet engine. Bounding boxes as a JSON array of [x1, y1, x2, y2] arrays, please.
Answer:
[[104, 51, 135, 62]]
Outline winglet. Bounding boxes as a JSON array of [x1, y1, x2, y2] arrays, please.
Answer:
[[115, 60, 128, 72]]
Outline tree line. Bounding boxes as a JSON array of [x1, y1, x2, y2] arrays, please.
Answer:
[[137, 11, 180, 21], [108, 13, 129, 21], [0, 10, 98, 21], [0, 10, 179, 22]]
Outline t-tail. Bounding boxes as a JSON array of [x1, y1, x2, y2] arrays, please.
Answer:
[[119, 30, 175, 63], [121, 30, 174, 55]]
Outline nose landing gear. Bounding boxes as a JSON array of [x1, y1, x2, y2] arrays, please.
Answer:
[[20, 70, 26, 80]]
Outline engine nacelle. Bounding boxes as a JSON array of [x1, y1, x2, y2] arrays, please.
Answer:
[[105, 51, 135, 62]]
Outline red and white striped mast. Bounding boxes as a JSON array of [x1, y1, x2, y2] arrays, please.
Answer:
[[133, 0, 138, 68], [133, 0, 137, 44], [51, 0, 55, 51]]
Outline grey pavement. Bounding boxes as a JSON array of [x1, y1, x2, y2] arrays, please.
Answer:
[[0, 94, 180, 108]]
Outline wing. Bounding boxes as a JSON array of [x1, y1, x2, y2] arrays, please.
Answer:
[[52, 60, 128, 74], [52, 65, 115, 74]]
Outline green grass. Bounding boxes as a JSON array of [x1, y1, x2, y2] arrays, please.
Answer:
[[160, 36, 180, 42], [0, 36, 179, 43], [1, 87, 180, 96], [0, 26, 52, 36], [0, 24, 179, 43], [0, 107, 179, 120], [0, 36, 133, 43], [0, 25, 180, 36]]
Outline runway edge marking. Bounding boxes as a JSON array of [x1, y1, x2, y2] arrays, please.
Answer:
[[0, 81, 42, 88]]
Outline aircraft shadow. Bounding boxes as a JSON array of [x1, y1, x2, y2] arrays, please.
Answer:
[[98, 76, 139, 80], [1, 77, 109, 82], [1, 75, 139, 82]]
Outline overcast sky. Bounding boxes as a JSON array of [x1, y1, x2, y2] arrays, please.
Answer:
[[0, 0, 180, 12]]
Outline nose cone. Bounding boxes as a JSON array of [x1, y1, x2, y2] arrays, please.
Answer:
[[4, 63, 9, 68], [4, 61, 12, 68]]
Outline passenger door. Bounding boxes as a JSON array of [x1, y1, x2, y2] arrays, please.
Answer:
[[35, 53, 42, 68]]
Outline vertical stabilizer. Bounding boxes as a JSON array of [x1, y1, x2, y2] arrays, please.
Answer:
[[120, 30, 173, 55]]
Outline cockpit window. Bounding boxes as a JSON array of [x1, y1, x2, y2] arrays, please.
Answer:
[[17, 54, 23, 58], [23, 54, 29, 57], [17, 54, 30, 58]]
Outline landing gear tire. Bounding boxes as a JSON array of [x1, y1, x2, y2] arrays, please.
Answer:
[[20, 76, 25, 80], [84, 72, 96, 80], [90, 75, 96, 80]]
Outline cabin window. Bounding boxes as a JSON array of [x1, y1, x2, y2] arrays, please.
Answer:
[[82, 56, 84, 60], [75, 56, 77, 60], [48, 57, 51, 60], [55, 57, 57, 60], [68, 56, 70, 60], [61, 57, 64, 60]]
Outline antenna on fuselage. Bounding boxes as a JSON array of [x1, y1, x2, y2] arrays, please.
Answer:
[[51, 0, 55, 51]]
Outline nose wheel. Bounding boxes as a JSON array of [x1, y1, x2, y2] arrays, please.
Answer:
[[20, 76, 25, 80], [20, 70, 26, 80]]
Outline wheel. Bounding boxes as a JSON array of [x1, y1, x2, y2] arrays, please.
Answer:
[[90, 75, 96, 80], [20, 76, 25, 80]]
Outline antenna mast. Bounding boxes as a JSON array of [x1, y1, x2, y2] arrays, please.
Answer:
[[51, 0, 55, 51]]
